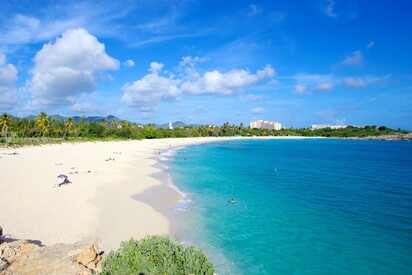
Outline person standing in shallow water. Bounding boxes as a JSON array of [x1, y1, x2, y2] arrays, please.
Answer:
[[230, 198, 235, 204]]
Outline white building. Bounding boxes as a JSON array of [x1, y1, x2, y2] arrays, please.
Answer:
[[168, 123, 173, 130], [311, 124, 347, 130], [250, 120, 282, 130]]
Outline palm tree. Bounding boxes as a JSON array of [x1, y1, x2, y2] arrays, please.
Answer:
[[100, 118, 107, 128], [120, 120, 129, 128], [35, 112, 50, 137], [222, 122, 230, 136], [18, 118, 31, 138], [64, 118, 75, 137], [109, 120, 118, 129], [0, 113, 11, 137], [50, 119, 64, 137]]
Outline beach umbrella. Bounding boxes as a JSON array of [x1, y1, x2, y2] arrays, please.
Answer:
[[57, 174, 68, 179]]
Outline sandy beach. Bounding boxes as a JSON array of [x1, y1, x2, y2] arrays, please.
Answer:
[[0, 136, 314, 251], [0, 137, 243, 251]]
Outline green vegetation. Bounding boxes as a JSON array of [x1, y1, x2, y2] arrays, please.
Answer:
[[101, 236, 214, 275], [0, 112, 410, 146], [271, 125, 410, 138]]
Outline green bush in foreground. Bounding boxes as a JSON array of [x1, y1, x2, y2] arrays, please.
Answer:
[[101, 235, 215, 275]]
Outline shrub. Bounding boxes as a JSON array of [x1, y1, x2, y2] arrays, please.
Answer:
[[101, 235, 215, 275]]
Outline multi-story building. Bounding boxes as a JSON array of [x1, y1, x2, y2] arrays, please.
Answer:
[[250, 120, 282, 130], [311, 124, 347, 130]]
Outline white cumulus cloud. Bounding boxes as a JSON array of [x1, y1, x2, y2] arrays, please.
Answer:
[[0, 53, 18, 108], [121, 62, 180, 113], [180, 65, 275, 96], [343, 77, 366, 87], [27, 28, 119, 108], [293, 73, 337, 94], [341, 51, 363, 66], [122, 57, 276, 114], [149, 62, 164, 73], [293, 84, 307, 95], [123, 59, 135, 67]]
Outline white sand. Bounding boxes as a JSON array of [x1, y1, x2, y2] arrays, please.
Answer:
[[0, 136, 313, 251], [0, 137, 239, 251]]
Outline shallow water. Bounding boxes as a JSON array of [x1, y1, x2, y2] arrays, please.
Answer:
[[164, 139, 412, 274]]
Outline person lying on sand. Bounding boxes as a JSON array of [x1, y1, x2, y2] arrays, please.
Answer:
[[58, 178, 71, 187]]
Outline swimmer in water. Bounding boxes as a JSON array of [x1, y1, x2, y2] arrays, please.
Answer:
[[230, 198, 235, 204]]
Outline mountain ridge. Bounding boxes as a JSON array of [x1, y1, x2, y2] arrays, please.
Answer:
[[11, 114, 201, 128]]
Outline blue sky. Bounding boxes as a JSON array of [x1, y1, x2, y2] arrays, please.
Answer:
[[0, 0, 411, 129]]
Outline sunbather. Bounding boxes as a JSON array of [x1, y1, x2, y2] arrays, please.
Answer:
[[58, 177, 71, 187]]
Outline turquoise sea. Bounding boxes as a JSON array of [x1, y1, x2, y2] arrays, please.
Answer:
[[161, 139, 412, 274]]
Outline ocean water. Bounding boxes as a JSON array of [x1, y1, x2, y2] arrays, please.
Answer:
[[163, 139, 412, 274]]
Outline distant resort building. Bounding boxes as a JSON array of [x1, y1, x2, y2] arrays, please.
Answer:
[[250, 120, 282, 130], [311, 124, 347, 130]]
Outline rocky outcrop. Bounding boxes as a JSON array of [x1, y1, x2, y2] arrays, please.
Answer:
[[346, 133, 412, 141], [365, 133, 412, 140], [67, 240, 103, 271], [0, 240, 39, 273], [0, 237, 104, 275]]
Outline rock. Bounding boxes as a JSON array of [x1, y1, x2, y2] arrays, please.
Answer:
[[0, 238, 104, 275], [68, 239, 103, 271], [0, 240, 38, 260], [0, 240, 40, 274], [76, 246, 96, 266], [345, 133, 412, 141]]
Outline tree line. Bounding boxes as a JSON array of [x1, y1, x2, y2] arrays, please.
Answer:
[[0, 112, 409, 145]]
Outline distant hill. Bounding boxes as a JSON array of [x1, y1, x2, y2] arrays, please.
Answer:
[[14, 115, 202, 128], [25, 115, 37, 121], [49, 114, 66, 122], [70, 115, 122, 124], [20, 114, 123, 124]]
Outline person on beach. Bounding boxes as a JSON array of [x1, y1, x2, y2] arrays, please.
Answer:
[[59, 177, 71, 187]]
